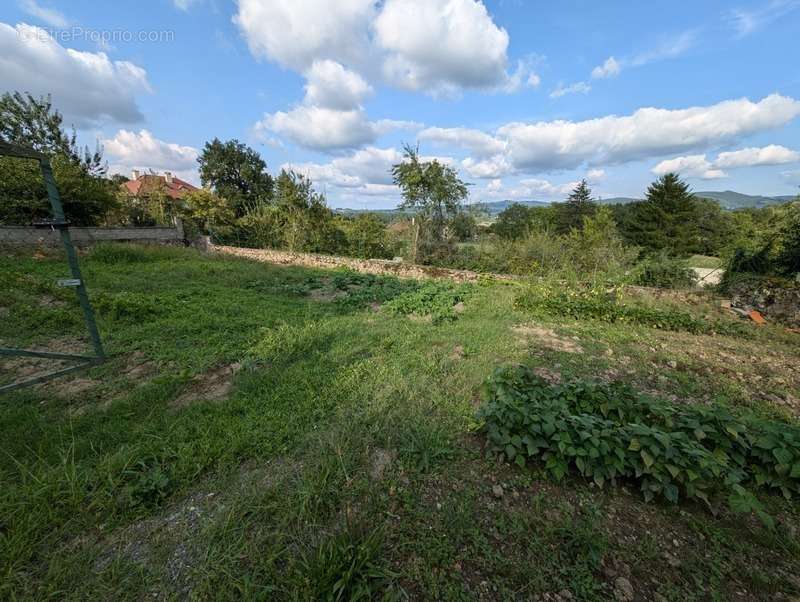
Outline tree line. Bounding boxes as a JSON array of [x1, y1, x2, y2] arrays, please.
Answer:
[[1, 91, 798, 285]]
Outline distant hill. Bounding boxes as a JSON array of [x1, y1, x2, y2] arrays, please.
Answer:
[[336, 191, 796, 216], [693, 191, 795, 209]]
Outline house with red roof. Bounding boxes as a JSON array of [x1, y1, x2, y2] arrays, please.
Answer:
[[121, 170, 199, 200]]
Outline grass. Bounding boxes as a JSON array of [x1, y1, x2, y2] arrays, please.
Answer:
[[687, 255, 723, 269], [1, 243, 799, 600]]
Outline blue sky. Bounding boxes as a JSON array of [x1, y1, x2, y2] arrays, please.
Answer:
[[1, 0, 799, 208]]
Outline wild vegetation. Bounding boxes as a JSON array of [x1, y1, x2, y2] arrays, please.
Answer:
[[1, 244, 799, 600], [2, 92, 800, 600]]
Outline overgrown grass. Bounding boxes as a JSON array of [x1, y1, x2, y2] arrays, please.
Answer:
[[1, 244, 799, 600]]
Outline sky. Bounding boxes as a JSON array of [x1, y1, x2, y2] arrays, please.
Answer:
[[1, 0, 799, 209]]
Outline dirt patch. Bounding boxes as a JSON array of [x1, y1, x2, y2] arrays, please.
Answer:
[[450, 345, 466, 360], [512, 324, 583, 354], [0, 337, 93, 387], [122, 351, 158, 380], [308, 287, 348, 302], [171, 362, 242, 409], [370, 448, 397, 480]]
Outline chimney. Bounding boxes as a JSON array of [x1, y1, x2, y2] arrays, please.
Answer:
[[131, 169, 140, 180], [164, 171, 173, 184]]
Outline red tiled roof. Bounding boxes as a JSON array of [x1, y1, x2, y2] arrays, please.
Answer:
[[121, 174, 199, 200]]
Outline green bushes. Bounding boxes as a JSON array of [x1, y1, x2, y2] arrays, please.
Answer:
[[634, 254, 697, 289], [515, 282, 749, 336], [383, 281, 471, 323], [477, 365, 800, 524]]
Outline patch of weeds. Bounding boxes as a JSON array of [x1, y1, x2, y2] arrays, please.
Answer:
[[249, 320, 333, 364], [398, 423, 455, 472], [88, 243, 193, 264], [93, 291, 170, 321], [516, 281, 750, 337], [299, 524, 399, 601], [477, 364, 800, 526], [384, 281, 471, 323], [117, 455, 175, 511]]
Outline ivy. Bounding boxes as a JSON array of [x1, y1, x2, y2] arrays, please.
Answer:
[[477, 365, 800, 526]]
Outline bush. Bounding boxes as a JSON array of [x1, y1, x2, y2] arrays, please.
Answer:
[[634, 254, 697, 289], [515, 282, 749, 337], [477, 365, 800, 525]]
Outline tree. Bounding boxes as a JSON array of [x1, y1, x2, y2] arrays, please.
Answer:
[[343, 213, 392, 258], [554, 179, 597, 234], [179, 189, 235, 236], [0, 92, 115, 225], [617, 173, 701, 256], [391, 144, 468, 242], [450, 210, 477, 241], [567, 205, 636, 277], [493, 203, 534, 240], [197, 138, 273, 216], [0, 92, 105, 175]]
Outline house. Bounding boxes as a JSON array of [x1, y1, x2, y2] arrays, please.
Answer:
[[121, 169, 199, 200]]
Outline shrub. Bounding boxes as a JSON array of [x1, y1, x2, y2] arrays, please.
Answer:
[[515, 282, 749, 337], [634, 254, 697, 289], [477, 365, 800, 525], [93, 291, 167, 321]]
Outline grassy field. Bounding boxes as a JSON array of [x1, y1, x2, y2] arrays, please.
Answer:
[[1, 244, 799, 600]]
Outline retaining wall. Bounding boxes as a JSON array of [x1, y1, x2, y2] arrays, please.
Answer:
[[0, 224, 183, 247]]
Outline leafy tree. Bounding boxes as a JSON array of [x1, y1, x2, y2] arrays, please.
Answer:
[[0, 92, 115, 225], [343, 213, 392, 258], [391, 144, 468, 242], [179, 189, 235, 237], [493, 203, 534, 240], [567, 205, 636, 278], [450, 210, 477, 241], [553, 179, 597, 234], [197, 138, 273, 216], [0, 92, 105, 175]]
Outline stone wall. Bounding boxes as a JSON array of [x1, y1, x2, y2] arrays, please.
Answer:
[[211, 244, 514, 283], [0, 223, 183, 247]]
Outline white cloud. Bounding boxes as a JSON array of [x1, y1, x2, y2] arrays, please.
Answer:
[[652, 154, 726, 179], [498, 94, 800, 171], [304, 59, 372, 110], [482, 177, 577, 201], [173, 0, 201, 10], [103, 129, 199, 182], [419, 126, 506, 158], [715, 144, 800, 168], [233, 0, 375, 72], [591, 56, 620, 79], [630, 30, 697, 66], [461, 155, 513, 178], [549, 81, 591, 99], [0, 23, 151, 126], [586, 168, 606, 181], [728, 0, 800, 38], [374, 0, 516, 94], [18, 0, 68, 27], [256, 106, 384, 151]]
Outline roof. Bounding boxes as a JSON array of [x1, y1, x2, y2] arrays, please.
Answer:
[[121, 173, 199, 200]]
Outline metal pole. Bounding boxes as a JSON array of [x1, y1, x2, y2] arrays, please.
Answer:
[[39, 158, 105, 359]]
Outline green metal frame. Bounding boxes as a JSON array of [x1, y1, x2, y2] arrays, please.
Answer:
[[0, 141, 106, 392]]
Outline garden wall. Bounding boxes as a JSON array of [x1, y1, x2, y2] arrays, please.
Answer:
[[0, 223, 183, 247], [211, 243, 514, 283]]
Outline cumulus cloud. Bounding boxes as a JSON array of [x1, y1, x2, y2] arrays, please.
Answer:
[[234, 0, 528, 96], [714, 144, 800, 168], [18, 0, 69, 27], [591, 57, 620, 79], [586, 168, 606, 181], [419, 126, 506, 158], [304, 59, 373, 110], [652, 155, 726, 179], [481, 177, 578, 201], [103, 129, 199, 181], [375, 0, 523, 94], [233, 0, 375, 72], [0, 23, 151, 126], [498, 94, 800, 171], [461, 155, 513, 178], [255, 106, 381, 151], [549, 81, 591, 99]]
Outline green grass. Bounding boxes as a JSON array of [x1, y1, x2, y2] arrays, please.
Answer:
[[1, 243, 799, 600], [687, 254, 723, 269]]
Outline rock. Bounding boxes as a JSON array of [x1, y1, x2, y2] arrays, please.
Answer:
[[667, 360, 677, 369], [492, 484, 504, 498], [613, 577, 634, 602]]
